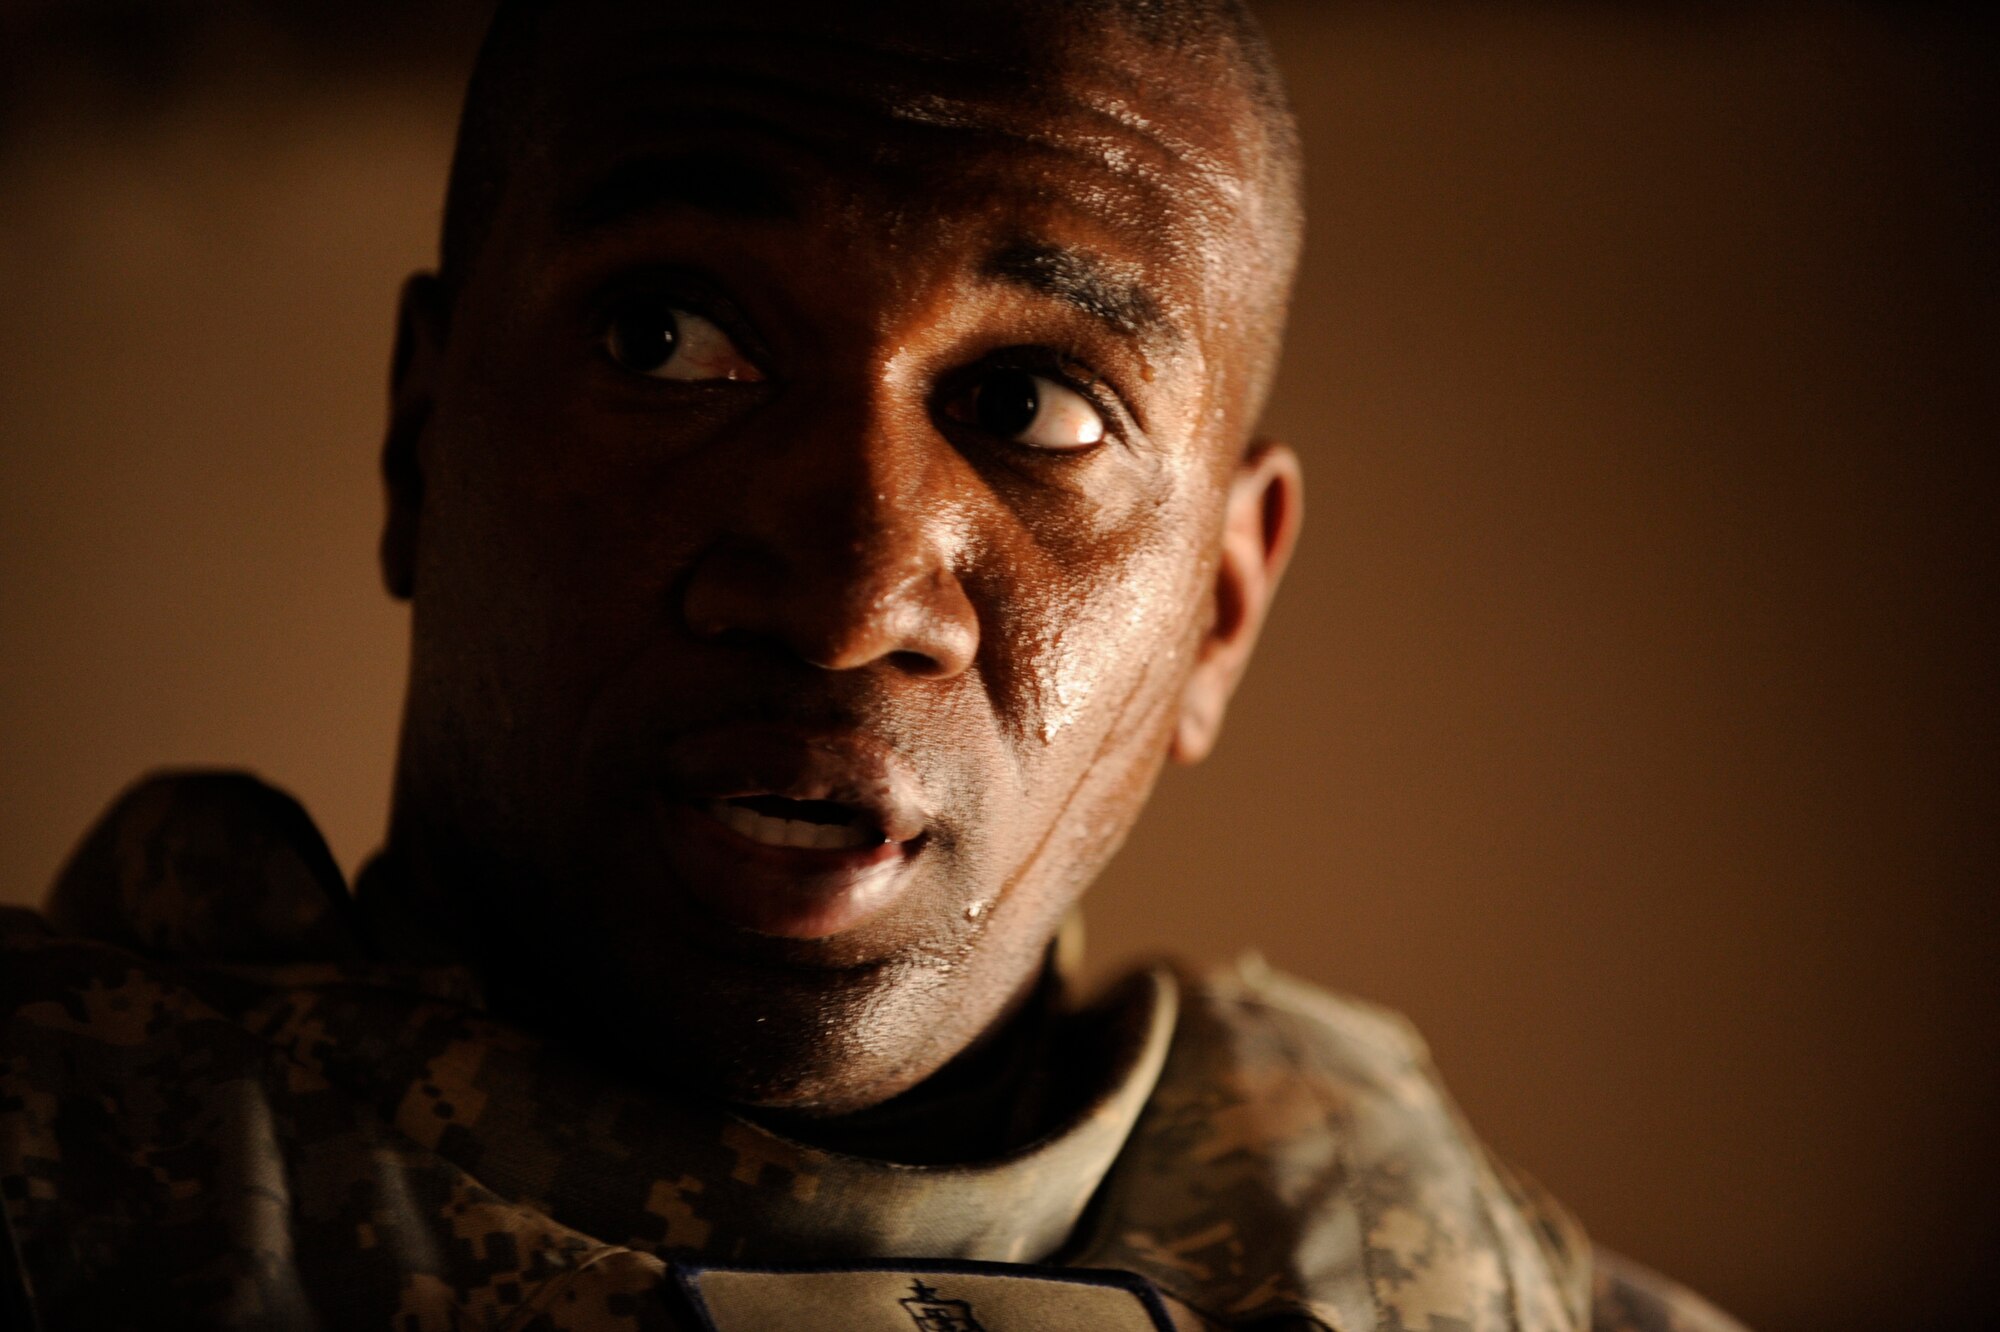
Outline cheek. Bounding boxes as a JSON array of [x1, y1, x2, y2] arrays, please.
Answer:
[[427, 330, 744, 638], [995, 515, 1211, 760], [955, 522, 1214, 964], [989, 417, 1225, 752], [407, 396, 703, 808]]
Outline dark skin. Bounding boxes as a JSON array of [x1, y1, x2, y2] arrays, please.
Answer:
[[378, 0, 1302, 1131]]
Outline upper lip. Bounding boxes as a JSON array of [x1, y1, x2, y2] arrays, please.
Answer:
[[656, 723, 929, 845]]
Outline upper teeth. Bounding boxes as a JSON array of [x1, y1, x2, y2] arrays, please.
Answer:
[[706, 802, 877, 851]]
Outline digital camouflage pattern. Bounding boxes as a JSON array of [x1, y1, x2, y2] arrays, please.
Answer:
[[0, 773, 1748, 1331]]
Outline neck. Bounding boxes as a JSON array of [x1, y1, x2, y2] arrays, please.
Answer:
[[745, 961, 1083, 1165]]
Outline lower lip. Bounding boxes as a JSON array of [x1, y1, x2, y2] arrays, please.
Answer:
[[650, 798, 916, 939]]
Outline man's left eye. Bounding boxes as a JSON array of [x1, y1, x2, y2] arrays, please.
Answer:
[[602, 295, 762, 382], [946, 369, 1107, 452]]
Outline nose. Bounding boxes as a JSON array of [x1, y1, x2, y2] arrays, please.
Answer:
[[679, 400, 980, 680]]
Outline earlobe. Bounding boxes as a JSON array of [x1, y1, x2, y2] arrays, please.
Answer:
[[381, 272, 448, 603], [1170, 439, 1304, 765]]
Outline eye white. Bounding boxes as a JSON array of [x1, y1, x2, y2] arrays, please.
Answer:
[[966, 370, 1107, 451], [655, 309, 759, 382], [605, 302, 761, 383], [1019, 378, 1107, 450]]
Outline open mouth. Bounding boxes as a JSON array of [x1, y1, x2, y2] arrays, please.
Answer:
[[698, 795, 887, 852], [652, 724, 930, 937]]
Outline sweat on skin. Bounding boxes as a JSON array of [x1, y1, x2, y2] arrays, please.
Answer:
[[376, 0, 1305, 1127]]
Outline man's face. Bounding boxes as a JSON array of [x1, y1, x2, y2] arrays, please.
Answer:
[[386, 0, 1297, 1112]]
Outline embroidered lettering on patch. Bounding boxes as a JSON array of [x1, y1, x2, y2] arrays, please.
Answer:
[[676, 1261, 1176, 1332], [899, 1280, 987, 1332]]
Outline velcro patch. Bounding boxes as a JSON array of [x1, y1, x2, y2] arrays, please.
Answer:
[[674, 1261, 1176, 1332]]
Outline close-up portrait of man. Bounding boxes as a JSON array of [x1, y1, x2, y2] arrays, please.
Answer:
[[0, 2, 1992, 1330]]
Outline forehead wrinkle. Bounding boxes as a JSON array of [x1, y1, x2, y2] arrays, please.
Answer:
[[570, 61, 1196, 208], [854, 82, 1246, 243], [553, 77, 1202, 277], [814, 72, 1258, 339], [558, 22, 1232, 206], [887, 80, 1234, 190], [590, 11, 1247, 185], [1072, 85, 1248, 218]]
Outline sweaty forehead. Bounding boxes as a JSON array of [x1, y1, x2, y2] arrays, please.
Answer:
[[511, 0, 1272, 333]]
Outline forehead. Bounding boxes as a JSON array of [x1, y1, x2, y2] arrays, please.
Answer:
[[508, 1, 1266, 345]]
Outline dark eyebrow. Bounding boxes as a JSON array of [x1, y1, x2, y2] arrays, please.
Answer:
[[984, 242, 1177, 346], [559, 149, 798, 236]]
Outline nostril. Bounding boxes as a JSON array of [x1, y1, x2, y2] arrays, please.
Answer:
[[888, 648, 944, 677], [687, 619, 761, 653]]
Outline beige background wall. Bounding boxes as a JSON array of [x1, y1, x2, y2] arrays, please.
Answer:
[[1, 5, 1993, 1329]]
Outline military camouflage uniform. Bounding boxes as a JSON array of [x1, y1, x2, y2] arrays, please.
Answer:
[[0, 774, 1745, 1332]]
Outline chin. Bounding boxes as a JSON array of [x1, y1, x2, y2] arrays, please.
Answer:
[[678, 996, 961, 1117], [477, 814, 1056, 1116], [526, 925, 980, 1116]]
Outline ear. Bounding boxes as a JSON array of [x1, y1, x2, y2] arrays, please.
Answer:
[[380, 272, 449, 602], [1171, 439, 1304, 765]]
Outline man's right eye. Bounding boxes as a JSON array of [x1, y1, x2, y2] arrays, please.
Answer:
[[602, 295, 762, 382]]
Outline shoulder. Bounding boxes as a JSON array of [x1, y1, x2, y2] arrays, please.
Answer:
[[35, 768, 362, 964], [1075, 956, 1595, 1331], [0, 770, 371, 1270], [1591, 1250, 1752, 1332], [1, 769, 367, 1047], [1180, 950, 1439, 1084], [0, 774, 343, 1138], [1097, 957, 1751, 1332], [0, 774, 517, 1328]]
